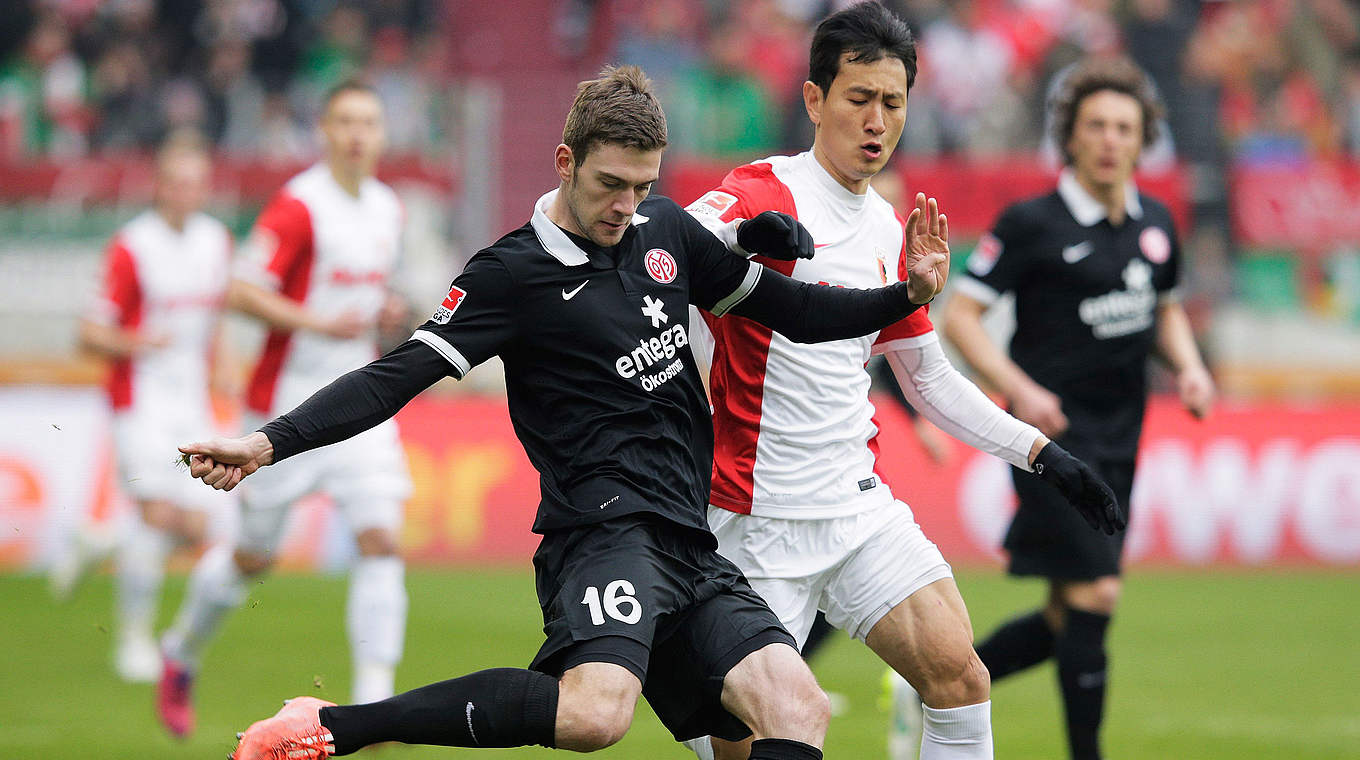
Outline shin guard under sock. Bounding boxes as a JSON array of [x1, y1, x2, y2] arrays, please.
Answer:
[[319, 668, 557, 755], [1055, 608, 1110, 760]]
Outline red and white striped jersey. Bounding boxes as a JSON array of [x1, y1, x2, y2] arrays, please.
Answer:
[[91, 210, 232, 412], [686, 151, 934, 519], [236, 164, 403, 416]]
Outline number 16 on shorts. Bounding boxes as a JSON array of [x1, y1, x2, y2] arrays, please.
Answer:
[[581, 580, 642, 625]]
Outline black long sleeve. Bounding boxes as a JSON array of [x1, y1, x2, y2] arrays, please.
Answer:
[[259, 339, 452, 462], [728, 270, 924, 344]]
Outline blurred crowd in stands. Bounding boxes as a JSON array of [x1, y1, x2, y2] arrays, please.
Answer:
[[5, 1, 1358, 167], [0, 0, 452, 161]]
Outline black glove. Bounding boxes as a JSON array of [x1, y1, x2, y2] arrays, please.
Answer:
[[736, 211, 815, 261], [1033, 442, 1125, 535]]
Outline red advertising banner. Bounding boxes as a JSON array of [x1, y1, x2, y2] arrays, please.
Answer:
[[393, 395, 1360, 567], [2, 390, 1356, 569], [1231, 160, 1360, 251]]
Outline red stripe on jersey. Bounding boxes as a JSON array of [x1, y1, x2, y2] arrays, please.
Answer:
[[703, 161, 798, 513], [245, 193, 315, 414], [103, 238, 141, 410], [874, 209, 935, 345]]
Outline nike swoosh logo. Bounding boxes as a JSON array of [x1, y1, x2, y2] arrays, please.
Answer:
[[1062, 241, 1093, 264], [561, 280, 589, 300]]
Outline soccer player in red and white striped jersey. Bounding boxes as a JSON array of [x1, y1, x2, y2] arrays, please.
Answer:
[[67, 130, 234, 683], [156, 80, 413, 738], [683, 6, 1121, 759]]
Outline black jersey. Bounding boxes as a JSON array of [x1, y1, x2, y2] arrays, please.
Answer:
[[259, 189, 927, 536], [413, 191, 774, 533], [955, 171, 1180, 458]]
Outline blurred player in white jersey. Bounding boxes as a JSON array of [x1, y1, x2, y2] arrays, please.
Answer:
[[683, 5, 1123, 760], [156, 79, 413, 738], [60, 130, 234, 682]]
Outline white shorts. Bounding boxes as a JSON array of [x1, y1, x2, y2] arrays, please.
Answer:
[[113, 405, 231, 513], [239, 415, 411, 554], [708, 501, 953, 648]]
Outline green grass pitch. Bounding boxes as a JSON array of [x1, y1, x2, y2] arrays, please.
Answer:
[[3, 567, 1357, 759]]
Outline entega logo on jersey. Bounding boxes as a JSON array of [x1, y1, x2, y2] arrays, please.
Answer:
[[1079, 259, 1156, 339], [615, 296, 690, 392]]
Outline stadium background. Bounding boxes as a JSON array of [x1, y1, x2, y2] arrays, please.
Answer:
[[0, 1, 1357, 758]]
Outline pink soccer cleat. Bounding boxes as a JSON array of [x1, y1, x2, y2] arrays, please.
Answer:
[[231, 696, 337, 760], [157, 657, 196, 738]]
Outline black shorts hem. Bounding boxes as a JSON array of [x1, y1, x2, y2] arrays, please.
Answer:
[[556, 635, 650, 683]]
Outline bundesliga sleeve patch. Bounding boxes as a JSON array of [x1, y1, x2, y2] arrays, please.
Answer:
[[686, 190, 738, 218], [967, 233, 1003, 276], [431, 284, 467, 324]]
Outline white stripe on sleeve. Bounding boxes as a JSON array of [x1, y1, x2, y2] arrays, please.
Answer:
[[411, 329, 472, 378]]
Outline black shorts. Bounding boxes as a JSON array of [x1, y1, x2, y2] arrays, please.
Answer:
[[528, 513, 794, 742], [1004, 457, 1135, 580]]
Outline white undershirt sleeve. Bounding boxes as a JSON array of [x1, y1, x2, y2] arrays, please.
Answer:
[[883, 334, 1042, 471]]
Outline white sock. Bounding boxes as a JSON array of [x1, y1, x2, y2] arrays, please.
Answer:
[[347, 556, 407, 704], [161, 543, 246, 669], [682, 737, 715, 760], [920, 701, 993, 760], [115, 517, 172, 642]]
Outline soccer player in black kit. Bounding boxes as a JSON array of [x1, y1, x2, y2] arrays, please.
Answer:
[[941, 58, 1215, 760], [182, 66, 952, 760]]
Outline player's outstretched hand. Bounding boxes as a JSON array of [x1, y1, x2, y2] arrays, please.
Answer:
[[178, 431, 275, 492], [1032, 442, 1125, 535], [903, 193, 949, 304], [737, 211, 815, 261]]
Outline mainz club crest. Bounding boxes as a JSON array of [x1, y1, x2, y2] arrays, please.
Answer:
[[1140, 227, 1171, 264], [644, 248, 677, 284]]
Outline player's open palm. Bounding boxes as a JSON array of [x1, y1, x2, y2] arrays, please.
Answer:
[[903, 192, 949, 304], [179, 431, 274, 491]]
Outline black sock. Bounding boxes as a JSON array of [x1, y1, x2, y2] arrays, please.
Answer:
[[975, 609, 1055, 682], [1054, 608, 1110, 760], [749, 738, 823, 760], [318, 668, 558, 755]]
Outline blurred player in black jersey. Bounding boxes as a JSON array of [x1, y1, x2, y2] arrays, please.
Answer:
[[179, 66, 951, 760], [941, 58, 1215, 760]]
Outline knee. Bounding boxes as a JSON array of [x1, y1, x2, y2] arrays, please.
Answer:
[[356, 528, 400, 557], [555, 696, 633, 751], [765, 667, 831, 738], [232, 548, 272, 576], [916, 648, 990, 708], [1057, 577, 1122, 617]]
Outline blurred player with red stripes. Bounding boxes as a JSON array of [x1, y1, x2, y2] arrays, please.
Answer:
[[156, 79, 413, 737], [58, 130, 234, 683]]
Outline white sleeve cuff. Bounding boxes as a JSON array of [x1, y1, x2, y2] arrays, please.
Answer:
[[709, 261, 763, 316], [953, 276, 1002, 306], [412, 329, 471, 378]]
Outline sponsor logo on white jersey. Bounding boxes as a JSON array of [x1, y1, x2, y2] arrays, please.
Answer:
[[687, 191, 738, 218]]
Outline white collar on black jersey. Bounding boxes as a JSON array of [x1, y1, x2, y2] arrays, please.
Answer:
[[1057, 168, 1143, 227], [530, 188, 651, 266]]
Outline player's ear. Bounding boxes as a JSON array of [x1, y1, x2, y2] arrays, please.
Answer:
[[803, 80, 824, 129], [554, 144, 576, 185]]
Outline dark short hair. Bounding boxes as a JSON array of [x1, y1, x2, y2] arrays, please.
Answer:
[[808, 1, 917, 96], [563, 65, 668, 168], [322, 77, 380, 112], [1051, 57, 1163, 166]]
